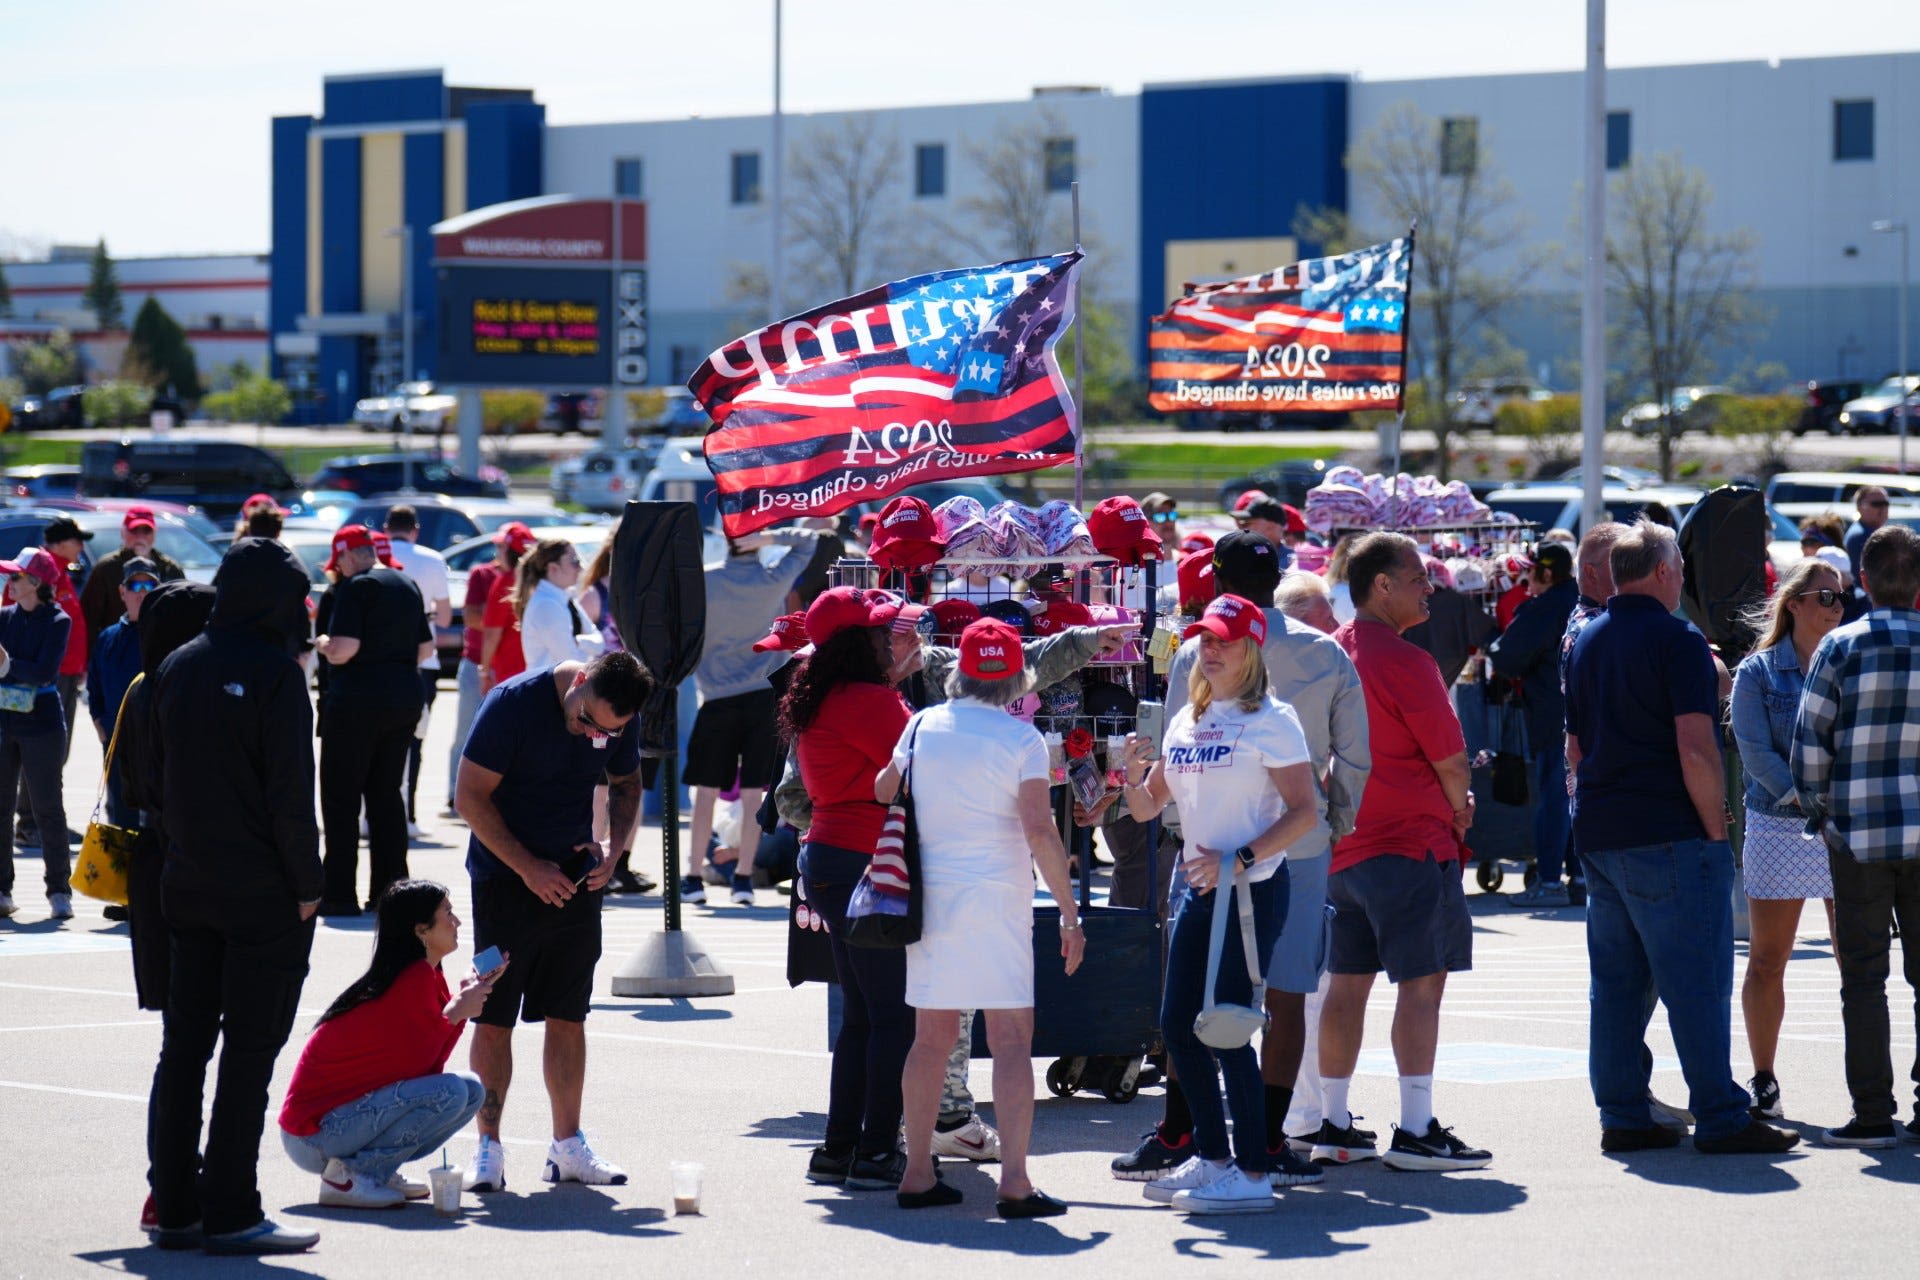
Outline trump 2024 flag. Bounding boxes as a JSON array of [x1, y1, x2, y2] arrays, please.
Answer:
[[1148, 236, 1413, 415], [691, 253, 1082, 537]]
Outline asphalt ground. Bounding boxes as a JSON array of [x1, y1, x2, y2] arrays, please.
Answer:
[[1, 688, 1916, 1277]]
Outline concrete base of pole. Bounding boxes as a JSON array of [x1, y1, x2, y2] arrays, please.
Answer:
[[609, 930, 736, 997]]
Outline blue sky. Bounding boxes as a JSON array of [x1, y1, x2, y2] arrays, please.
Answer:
[[5, 0, 1917, 258]]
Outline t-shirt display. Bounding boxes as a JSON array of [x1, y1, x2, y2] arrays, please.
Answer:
[[1160, 693, 1312, 885]]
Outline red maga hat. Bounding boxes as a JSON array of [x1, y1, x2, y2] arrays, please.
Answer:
[[1182, 592, 1268, 647], [957, 617, 1025, 680]]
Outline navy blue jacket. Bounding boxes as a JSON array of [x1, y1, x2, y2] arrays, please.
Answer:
[[1489, 579, 1579, 752], [88, 615, 142, 739]]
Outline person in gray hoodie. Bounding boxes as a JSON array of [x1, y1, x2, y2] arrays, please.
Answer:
[[684, 522, 838, 905]]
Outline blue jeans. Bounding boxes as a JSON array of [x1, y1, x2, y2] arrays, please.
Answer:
[[280, 1072, 485, 1183], [1160, 867, 1286, 1172], [446, 660, 482, 807], [1533, 749, 1571, 883], [1582, 837, 1749, 1138]]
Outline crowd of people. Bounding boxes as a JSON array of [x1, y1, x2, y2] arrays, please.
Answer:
[[8, 470, 1918, 1250]]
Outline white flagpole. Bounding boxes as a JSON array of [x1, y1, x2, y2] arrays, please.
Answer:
[[1580, 0, 1607, 532], [1071, 180, 1086, 513]]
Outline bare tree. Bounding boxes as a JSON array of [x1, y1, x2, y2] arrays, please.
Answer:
[[1605, 152, 1760, 480], [783, 115, 907, 301], [949, 110, 1077, 262], [1295, 102, 1530, 479]]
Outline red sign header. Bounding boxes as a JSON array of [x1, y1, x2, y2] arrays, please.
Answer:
[[432, 197, 647, 264]]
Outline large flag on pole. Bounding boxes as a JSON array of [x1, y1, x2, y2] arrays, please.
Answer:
[[691, 253, 1082, 537], [1148, 236, 1413, 416]]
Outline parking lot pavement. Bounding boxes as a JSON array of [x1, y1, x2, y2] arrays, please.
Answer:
[[2, 698, 1916, 1275]]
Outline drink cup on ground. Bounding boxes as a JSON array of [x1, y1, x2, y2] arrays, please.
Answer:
[[671, 1161, 703, 1215], [429, 1166, 463, 1214]]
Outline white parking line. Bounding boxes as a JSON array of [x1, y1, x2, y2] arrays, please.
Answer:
[[0, 1019, 160, 1034]]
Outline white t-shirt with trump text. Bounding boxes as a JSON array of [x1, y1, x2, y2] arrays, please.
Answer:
[[1160, 693, 1312, 885]]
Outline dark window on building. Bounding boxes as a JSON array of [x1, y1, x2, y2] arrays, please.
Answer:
[[1440, 117, 1478, 176], [671, 345, 702, 384], [914, 143, 946, 197], [614, 157, 643, 198], [1606, 111, 1630, 170], [1043, 137, 1075, 192], [731, 151, 761, 204], [1834, 99, 1874, 162]]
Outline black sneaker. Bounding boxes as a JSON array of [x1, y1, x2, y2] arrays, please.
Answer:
[[845, 1148, 907, 1190], [1601, 1125, 1683, 1153], [678, 875, 706, 905], [1383, 1119, 1492, 1171], [1307, 1118, 1379, 1165], [1749, 1070, 1782, 1119], [1694, 1119, 1800, 1154], [1110, 1126, 1192, 1181], [1904, 1117, 1920, 1144], [1819, 1119, 1899, 1149], [806, 1145, 855, 1185], [1568, 879, 1588, 907], [1266, 1144, 1325, 1187]]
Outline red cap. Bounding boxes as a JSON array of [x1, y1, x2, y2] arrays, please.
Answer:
[[242, 492, 288, 516], [1028, 599, 1091, 637], [324, 524, 376, 572], [869, 496, 945, 571], [1087, 496, 1163, 567], [1182, 592, 1268, 646], [1282, 503, 1307, 535], [805, 586, 929, 646], [493, 521, 537, 555], [0, 547, 63, 591], [123, 506, 157, 532], [752, 611, 810, 653], [1176, 548, 1217, 614], [928, 598, 982, 641], [957, 618, 1025, 680], [370, 530, 400, 569], [1179, 531, 1216, 555], [1232, 489, 1267, 515]]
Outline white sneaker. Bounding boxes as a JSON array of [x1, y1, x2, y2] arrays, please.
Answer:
[[0, 891, 14, 917], [1171, 1167, 1276, 1214], [386, 1171, 430, 1200], [930, 1114, 1001, 1162], [407, 822, 429, 841], [48, 893, 73, 920], [317, 1158, 406, 1209], [465, 1135, 507, 1192], [543, 1131, 628, 1185], [1143, 1155, 1232, 1204]]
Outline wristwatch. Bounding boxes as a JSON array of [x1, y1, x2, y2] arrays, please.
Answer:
[[1234, 845, 1256, 869]]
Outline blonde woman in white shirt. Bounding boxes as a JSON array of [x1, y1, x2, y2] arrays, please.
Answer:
[[513, 539, 605, 670]]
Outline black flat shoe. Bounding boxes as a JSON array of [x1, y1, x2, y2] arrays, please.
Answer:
[[996, 1189, 1068, 1218], [896, 1179, 962, 1209]]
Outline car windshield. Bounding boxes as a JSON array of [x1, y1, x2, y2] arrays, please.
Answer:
[[472, 509, 566, 533], [1484, 497, 1568, 527], [74, 514, 221, 570], [1871, 376, 1919, 399]]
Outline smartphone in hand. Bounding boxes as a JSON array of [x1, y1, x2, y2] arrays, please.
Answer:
[[472, 945, 505, 976]]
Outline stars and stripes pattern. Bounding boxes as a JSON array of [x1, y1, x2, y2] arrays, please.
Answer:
[[690, 253, 1082, 537], [1147, 236, 1413, 414]]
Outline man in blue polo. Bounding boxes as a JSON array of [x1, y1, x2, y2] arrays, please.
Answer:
[[1566, 518, 1798, 1155]]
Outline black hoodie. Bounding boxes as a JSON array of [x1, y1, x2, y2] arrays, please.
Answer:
[[150, 539, 321, 908]]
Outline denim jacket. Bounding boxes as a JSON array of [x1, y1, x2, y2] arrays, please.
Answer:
[[1729, 637, 1805, 817]]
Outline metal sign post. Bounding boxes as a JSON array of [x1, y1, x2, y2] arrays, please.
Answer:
[[1071, 181, 1087, 512]]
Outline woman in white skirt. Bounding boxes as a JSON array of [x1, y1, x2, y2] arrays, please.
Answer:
[[878, 618, 1084, 1218], [1729, 555, 1844, 1120]]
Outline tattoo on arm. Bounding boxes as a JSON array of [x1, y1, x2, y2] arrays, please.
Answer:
[[607, 770, 643, 850]]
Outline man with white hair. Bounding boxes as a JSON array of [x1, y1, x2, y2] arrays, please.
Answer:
[[1275, 571, 1339, 635]]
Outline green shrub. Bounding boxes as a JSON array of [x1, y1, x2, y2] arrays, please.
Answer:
[[82, 381, 152, 428], [231, 376, 293, 426], [482, 389, 546, 435]]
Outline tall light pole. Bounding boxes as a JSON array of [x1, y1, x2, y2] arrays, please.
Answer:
[[1579, 0, 1607, 533], [386, 224, 416, 491], [1873, 219, 1910, 474], [769, 0, 784, 323]]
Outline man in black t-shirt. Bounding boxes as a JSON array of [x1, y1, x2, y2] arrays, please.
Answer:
[[314, 524, 430, 914]]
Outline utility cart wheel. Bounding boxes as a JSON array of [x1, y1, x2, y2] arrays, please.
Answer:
[[1475, 861, 1505, 893]]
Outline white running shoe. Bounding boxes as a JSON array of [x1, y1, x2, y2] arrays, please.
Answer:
[[407, 822, 429, 841], [1143, 1155, 1232, 1205], [544, 1131, 628, 1185], [1171, 1167, 1276, 1214], [317, 1159, 405, 1209], [465, 1135, 507, 1192], [930, 1114, 1001, 1162], [48, 893, 73, 920], [386, 1171, 430, 1200]]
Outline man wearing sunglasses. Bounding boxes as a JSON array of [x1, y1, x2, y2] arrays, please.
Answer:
[[456, 649, 655, 1193], [1844, 486, 1890, 586], [1143, 491, 1181, 547], [86, 556, 159, 837]]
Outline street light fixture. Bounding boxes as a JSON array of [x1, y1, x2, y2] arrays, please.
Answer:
[[385, 224, 415, 492], [1872, 219, 1910, 474]]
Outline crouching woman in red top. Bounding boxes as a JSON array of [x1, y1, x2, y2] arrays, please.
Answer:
[[278, 881, 497, 1208]]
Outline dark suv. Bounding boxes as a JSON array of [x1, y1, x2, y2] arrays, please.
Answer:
[[310, 453, 508, 498], [1791, 379, 1869, 436], [79, 439, 298, 520]]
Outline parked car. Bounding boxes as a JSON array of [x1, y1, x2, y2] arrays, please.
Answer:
[[279, 526, 344, 589], [441, 522, 612, 664], [552, 446, 656, 513], [1449, 380, 1553, 428], [642, 387, 711, 435], [288, 488, 358, 528], [1550, 463, 1663, 489], [1620, 385, 1733, 435], [71, 507, 222, 584], [0, 506, 100, 574], [352, 381, 458, 433], [1764, 470, 1920, 507], [1785, 379, 1869, 436], [341, 494, 574, 551], [77, 438, 299, 520], [1481, 482, 1705, 535], [3, 465, 81, 501], [1834, 376, 1920, 436], [543, 391, 602, 434], [1213, 458, 1336, 511], [44, 496, 225, 542], [34, 386, 88, 430], [310, 453, 509, 499]]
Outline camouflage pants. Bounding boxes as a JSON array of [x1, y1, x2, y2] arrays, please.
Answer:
[[941, 1010, 975, 1119]]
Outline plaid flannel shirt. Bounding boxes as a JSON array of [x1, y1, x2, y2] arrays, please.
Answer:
[[1792, 607, 1920, 863]]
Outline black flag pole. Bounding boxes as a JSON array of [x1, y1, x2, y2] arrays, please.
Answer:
[[1390, 221, 1418, 478]]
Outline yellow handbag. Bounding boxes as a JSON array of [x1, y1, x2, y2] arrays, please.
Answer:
[[70, 677, 142, 907]]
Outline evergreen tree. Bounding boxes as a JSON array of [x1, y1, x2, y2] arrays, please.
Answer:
[[124, 297, 202, 398], [84, 238, 123, 330], [0, 260, 12, 317]]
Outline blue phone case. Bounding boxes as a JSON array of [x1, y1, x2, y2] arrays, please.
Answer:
[[472, 945, 504, 974]]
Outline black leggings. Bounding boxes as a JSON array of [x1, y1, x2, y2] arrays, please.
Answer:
[[806, 862, 912, 1156]]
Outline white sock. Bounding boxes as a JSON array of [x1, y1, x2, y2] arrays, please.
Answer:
[[1400, 1074, 1434, 1135], [1322, 1076, 1352, 1130]]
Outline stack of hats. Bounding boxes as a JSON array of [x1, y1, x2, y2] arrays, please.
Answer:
[[1087, 496, 1163, 566], [869, 496, 946, 571]]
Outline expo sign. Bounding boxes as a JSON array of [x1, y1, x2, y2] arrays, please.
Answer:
[[615, 269, 648, 386]]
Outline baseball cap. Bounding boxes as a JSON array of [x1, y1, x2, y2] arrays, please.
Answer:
[[1182, 592, 1269, 646], [751, 611, 810, 653], [1243, 495, 1288, 525], [1141, 491, 1178, 520], [1232, 489, 1267, 515], [0, 547, 64, 592], [123, 506, 157, 532], [1028, 599, 1092, 637], [1087, 496, 1164, 567], [120, 555, 160, 584], [370, 530, 400, 569], [1282, 503, 1307, 535], [242, 492, 288, 516], [1176, 548, 1217, 614], [1179, 531, 1216, 555], [1813, 545, 1852, 585], [928, 598, 982, 642], [1530, 542, 1574, 581], [977, 598, 1033, 635], [804, 586, 930, 646], [958, 618, 1025, 680], [1212, 529, 1281, 591], [42, 516, 92, 544], [492, 521, 538, 555], [324, 524, 376, 572], [869, 496, 945, 571]]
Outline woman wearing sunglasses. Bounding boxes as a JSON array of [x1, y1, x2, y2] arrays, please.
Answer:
[[1728, 555, 1845, 1122]]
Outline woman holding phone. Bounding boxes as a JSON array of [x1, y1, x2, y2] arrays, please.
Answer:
[[278, 881, 497, 1208]]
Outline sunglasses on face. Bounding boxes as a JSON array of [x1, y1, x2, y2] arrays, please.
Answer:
[[1864, 499, 1889, 509], [124, 580, 157, 593], [1797, 588, 1844, 608], [1149, 511, 1179, 523], [575, 707, 623, 738]]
